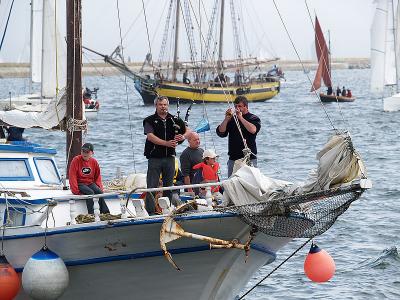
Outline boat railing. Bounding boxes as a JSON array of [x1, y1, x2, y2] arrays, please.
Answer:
[[49, 182, 222, 225]]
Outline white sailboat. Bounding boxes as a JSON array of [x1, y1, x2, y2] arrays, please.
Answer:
[[0, 0, 98, 118], [0, 2, 371, 299], [370, 0, 400, 111], [0, 0, 66, 112]]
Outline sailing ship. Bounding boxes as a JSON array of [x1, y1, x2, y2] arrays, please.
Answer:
[[311, 16, 355, 102], [0, 2, 371, 299], [89, 0, 280, 105], [370, 0, 400, 112], [0, 0, 99, 116]]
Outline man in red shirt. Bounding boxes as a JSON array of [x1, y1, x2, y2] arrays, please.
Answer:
[[69, 143, 110, 214]]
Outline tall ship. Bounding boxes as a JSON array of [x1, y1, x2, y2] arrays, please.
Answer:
[[89, 0, 281, 104]]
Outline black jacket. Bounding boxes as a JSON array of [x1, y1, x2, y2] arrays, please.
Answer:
[[216, 112, 261, 160], [143, 112, 185, 158]]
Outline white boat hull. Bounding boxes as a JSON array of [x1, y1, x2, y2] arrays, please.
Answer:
[[383, 93, 400, 112], [7, 213, 290, 300]]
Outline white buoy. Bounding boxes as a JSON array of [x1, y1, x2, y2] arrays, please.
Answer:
[[22, 247, 69, 300]]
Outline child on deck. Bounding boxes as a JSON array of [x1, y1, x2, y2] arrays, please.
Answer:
[[192, 149, 223, 203]]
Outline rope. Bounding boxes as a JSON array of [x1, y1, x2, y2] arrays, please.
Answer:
[[141, 0, 155, 74], [116, 0, 137, 172], [238, 237, 314, 299], [0, 0, 14, 51], [271, 0, 337, 132], [66, 118, 87, 132]]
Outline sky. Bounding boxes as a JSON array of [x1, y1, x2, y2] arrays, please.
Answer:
[[0, 0, 375, 63]]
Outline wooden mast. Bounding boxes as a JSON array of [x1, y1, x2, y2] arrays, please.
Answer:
[[217, 0, 225, 73], [172, 0, 180, 81], [66, 0, 82, 175]]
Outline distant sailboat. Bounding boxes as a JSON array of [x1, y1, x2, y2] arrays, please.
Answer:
[[311, 16, 355, 102], [0, 0, 66, 111], [370, 0, 400, 112]]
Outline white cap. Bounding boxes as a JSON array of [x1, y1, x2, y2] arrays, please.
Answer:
[[202, 149, 218, 159]]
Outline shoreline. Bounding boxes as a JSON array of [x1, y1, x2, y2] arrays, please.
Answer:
[[0, 58, 370, 78]]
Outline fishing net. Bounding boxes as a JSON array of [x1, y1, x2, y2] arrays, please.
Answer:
[[216, 184, 363, 238]]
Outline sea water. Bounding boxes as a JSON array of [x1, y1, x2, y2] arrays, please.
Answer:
[[0, 68, 399, 299]]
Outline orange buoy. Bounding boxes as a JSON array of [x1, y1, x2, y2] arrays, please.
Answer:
[[304, 243, 335, 283], [0, 254, 21, 300]]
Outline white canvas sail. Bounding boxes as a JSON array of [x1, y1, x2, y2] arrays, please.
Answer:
[[30, 0, 43, 84], [384, 1, 397, 87], [41, 0, 66, 98], [371, 0, 389, 93]]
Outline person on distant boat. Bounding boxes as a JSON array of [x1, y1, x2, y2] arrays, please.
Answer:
[[327, 86, 333, 95], [215, 73, 226, 84], [6, 127, 25, 142], [183, 69, 191, 84], [336, 86, 341, 96], [69, 143, 110, 215], [180, 131, 204, 194], [342, 86, 347, 97], [216, 96, 261, 177], [347, 89, 352, 98], [234, 69, 243, 86], [143, 96, 187, 215]]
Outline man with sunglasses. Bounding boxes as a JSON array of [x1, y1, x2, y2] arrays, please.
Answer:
[[216, 96, 261, 177], [69, 143, 110, 215]]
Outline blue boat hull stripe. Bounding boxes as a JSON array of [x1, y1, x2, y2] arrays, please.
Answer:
[[15, 244, 276, 272]]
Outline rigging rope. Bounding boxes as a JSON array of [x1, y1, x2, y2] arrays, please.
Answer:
[[116, 0, 137, 173], [141, 0, 155, 74], [0, 0, 14, 52], [238, 237, 314, 299]]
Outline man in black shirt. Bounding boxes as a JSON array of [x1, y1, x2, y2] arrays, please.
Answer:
[[143, 96, 186, 214], [216, 96, 261, 177]]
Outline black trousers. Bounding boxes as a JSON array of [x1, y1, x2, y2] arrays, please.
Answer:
[[78, 183, 110, 214]]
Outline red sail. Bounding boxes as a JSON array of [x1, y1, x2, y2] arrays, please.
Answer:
[[312, 16, 332, 90]]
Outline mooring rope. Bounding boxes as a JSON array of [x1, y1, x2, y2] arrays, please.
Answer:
[[238, 237, 314, 299]]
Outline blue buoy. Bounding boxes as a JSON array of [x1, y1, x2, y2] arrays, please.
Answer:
[[22, 247, 69, 300]]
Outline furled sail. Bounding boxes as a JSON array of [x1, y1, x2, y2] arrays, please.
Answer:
[[311, 17, 332, 92], [31, 0, 42, 84], [41, 0, 67, 98]]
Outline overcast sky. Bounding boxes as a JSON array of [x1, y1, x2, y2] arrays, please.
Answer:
[[0, 0, 375, 63]]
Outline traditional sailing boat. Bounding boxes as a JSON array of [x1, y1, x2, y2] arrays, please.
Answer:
[[90, 0, 280, 104], [370, 0, 400, 112], [311, 16, 355, 102], [0, 1, 370, 299]]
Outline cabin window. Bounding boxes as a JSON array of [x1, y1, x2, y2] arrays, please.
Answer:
[[3, 207, 26, 227], [34, 158, 61, 184], [0, 159, 33, 180]]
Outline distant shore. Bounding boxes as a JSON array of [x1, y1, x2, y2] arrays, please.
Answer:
[[0, 58, 369, 78]]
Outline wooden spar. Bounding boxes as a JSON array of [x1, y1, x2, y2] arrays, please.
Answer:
[[217, 0, 225, 73], [66, 0, 83, 175], [172, 0, 180, 81]]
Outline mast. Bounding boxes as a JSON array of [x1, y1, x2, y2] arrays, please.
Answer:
[[328, 30, 331, 79], [29, 1, 34, 93], [172, 0, 180, 81], [217, 0, 225, 73], [66, 0, 83, 174], [391, 0, 399, 92]]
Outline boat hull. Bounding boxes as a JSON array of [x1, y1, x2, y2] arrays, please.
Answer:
[[8, 213, 291, 300], [319, 93, 355, 102], [155, 81, 280, 104], [383, 93, 400, 112]]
